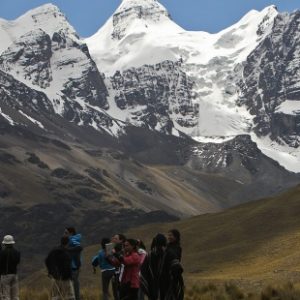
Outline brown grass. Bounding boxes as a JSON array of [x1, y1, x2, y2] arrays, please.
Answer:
[[20, 282, 300, 300], [126, 184, 300, 283], [22, 185, 300, 296], [20, 286, 101, 300]]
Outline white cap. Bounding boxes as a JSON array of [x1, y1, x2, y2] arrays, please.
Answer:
[[2, 235, 15, 245]]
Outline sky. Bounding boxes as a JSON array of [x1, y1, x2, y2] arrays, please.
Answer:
[[0, 0, 299, 37]]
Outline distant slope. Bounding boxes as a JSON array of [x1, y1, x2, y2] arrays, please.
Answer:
[[23, 184, 300, 290], [127, 184, 300, 283]]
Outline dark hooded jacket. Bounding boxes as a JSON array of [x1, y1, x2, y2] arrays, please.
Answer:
[[0, 246, 20, 275], [141, 235, 184, 300], [45, 246, 72, 280]]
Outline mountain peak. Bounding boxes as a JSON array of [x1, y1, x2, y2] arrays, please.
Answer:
[[115, 0, 171, 21], [0, 3, 79, 54], [117, 0, 167, 12], [108, 0, 175, 41], [18, 3, 63, 22]]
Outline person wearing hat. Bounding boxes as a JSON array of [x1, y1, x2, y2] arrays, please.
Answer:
[[0, 235, 21, 300]]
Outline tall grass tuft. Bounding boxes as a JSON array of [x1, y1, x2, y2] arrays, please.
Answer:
[[20, 282, 300, 300], [260, 282, 300, 300], [20, 287, 50, 300], [20, 286, 101, 300]]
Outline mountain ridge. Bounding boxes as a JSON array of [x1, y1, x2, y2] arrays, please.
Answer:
[[0, 2, 299, 278]]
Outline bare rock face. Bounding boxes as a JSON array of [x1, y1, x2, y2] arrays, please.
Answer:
[[112, 0, 172, 40], [111, 60, 196, 134], [238, 12, 300, 148], [0, 26, 123, 133], [0, 70, 53, 113], [0, 29, 52, 88]]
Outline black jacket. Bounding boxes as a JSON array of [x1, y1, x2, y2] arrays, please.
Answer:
[[0, 246, 21, 275], [45, 246, 72, 280], [166, 243, 182, 261]]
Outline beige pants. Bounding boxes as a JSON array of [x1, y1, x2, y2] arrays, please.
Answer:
[[0, 274, 19, 300], [51, 279, 75, 300]]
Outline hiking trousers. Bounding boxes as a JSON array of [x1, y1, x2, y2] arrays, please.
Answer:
[[51, 279, 75, 300], [0, 274, 19, 300], [71, 269, 80, 300], [102, 269, 117, 300], [119, 283, 138, 300]]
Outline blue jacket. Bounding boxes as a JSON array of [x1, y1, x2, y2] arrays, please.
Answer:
[[68, 234, 82, 270], [69, 234, 81, 247], [92, 249, 115, 272]]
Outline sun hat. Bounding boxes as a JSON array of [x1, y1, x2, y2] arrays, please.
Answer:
[[2, 235, 15, 245]]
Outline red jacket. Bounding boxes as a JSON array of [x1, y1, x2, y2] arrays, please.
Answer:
[[121, 252, 141, 288]]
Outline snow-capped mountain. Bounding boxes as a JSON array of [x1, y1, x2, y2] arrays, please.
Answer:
[[0, 4, 123, 136], [0, 3, 79, 54], [2, 1, 300, 272], [85, 0, 299, 172], [0, 0, 299, 174]]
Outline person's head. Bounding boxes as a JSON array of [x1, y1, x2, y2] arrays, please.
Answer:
[[124, 239, 138, 254], [167, 229, 181, 244], [151, 233, 167, 251], [64, 227, 76, 237], [111, 234, 126, 244], [137, 240, 146, 250], [2, 235, 15, 247], [60, 236, 69, 248], [101, 238, 111, 249]]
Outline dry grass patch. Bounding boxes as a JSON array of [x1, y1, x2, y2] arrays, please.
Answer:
[[20, 282, 300, 300], [20, 286, 100, 300]]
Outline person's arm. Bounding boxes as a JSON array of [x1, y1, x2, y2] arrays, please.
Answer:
[[45, 250, 55, 277], [107, 254, 121, 267], [16, 250, 21, 265], [92, 255, 99, 267]]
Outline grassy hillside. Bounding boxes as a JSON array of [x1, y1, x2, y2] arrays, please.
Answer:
[[125, 184, 300, 287], [23, 184, 300, 293]]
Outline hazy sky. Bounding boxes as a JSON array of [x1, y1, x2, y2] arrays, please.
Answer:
[[0, 0, 299, 37]]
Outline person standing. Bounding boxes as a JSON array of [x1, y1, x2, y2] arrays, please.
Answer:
[[166, 229, 182, 261], [0, 235, 21, 300], [114, 239, 140, 300], [45, 236, 75, 300], [140, 234, 167, 300], [109, 233, 126, 300], [137, 240, 146, 300], [64, 227, 83, 300], [92, 238, 117, 300], [141, 232, 184, 300], [164, 229, 184, 300]]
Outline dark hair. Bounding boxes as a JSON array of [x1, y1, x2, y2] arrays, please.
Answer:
[[66, 227, 76, 235], [61, 236, 69, 246], [118, 234, 126, 243], [137, 240, 146, 250], [101, 238, 111, 249], [151, 233, 167, 250], [169, 229, 181, 244], [125, 239, 138, 250]]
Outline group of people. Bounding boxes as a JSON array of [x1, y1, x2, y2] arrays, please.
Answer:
[[92, 230, 184, 300], [0, 228, 184, 300]]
